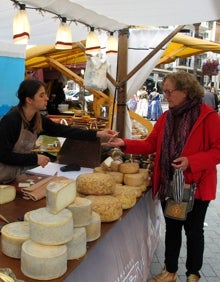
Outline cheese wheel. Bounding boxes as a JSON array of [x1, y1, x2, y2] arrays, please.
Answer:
[[66, 227, 87, 260], [21, 240, 67, 280], [1, 221, 29, 258], [76, 173, 116, 195], [117, 184, 143, 198], [93, 166, 106, 173], [86, 195, 122, 222], [106, 171, 124, 184], [24, 211, 32, 221], [124, 173, 145, 186], [67, 197, 92, 227], [46, 178, 76, 214], [85, 211, 101, 242], [29, 207, 73, 245], [113, 186, 137, 209], [110, 160, 122, 172], [0, 185, 16, 204], [119, 162, 139, 174]]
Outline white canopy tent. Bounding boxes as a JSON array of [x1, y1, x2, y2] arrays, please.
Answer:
[[1, 0, 220, 136]]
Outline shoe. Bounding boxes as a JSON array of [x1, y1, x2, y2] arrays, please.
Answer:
[[148, 268, 177, 282], [186, 274, 200, 281]]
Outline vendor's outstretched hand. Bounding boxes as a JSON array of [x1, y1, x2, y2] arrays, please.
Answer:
[[96, 129, 119, 141]]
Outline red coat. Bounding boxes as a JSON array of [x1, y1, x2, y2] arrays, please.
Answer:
[[123, 104, 220, 200]]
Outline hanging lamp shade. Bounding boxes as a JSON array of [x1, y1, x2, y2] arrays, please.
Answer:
[[85, 27, 101, 55], [106, 32, 118, 54], [55, 17, 72, 50], [13, 4, 30, 44]]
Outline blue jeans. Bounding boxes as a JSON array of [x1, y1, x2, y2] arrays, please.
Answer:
[[161, 199, 210, 277]]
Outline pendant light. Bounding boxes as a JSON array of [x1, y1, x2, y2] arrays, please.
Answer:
[[13, 4, 30, 44], [55, 17, 72, 50], [106, 32, 118, 54], [85, 27, 101, 55]]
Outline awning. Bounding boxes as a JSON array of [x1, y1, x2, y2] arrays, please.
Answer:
[[25, 33, 220, 70]]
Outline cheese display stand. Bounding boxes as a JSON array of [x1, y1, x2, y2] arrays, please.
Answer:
[[0, 172, 162, 282]]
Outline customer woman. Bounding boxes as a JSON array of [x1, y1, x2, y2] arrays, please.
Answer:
[[0, 79, 116, 184], [104, 72, 220, 282]]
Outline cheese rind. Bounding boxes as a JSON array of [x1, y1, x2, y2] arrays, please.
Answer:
[[119, 162, 139, 174], [1, 221, 29, 258], [46, 178, 76, 214], [67, 197, 92, 227], [66, 227, 87, 260], [85, 211, 101, 242], [0, 185, 16, 204], [76, 173, 116, 195], [21, 240, 67, 280], [29, 207, 73, 245], [86, 195, 122, 222], [123, 173, 145, 186]]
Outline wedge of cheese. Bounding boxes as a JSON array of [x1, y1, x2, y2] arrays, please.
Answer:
[[67, 197, 92, 227], [29, 207, 73, 245], [0, 185, 16, 204], [21, 240, 67, 280], [46, 178, 76, 214], [1, 221, 29, 258]]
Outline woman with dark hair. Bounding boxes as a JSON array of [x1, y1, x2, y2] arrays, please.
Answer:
[[0, 79, 116, 184], [104, 72, 220, 282]]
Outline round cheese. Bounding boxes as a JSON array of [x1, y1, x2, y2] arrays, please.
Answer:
[[66, 227, 87, 260], [76, 173, 116, 195], [67, 197, 92, 227], [124, 173, 145, 186], [113, 186, 137, 209], [0, 185, 16, 204], [1, 221, 29, 258], [21, 240, 67, 280], [85, 211, 101, 242], [119, 162, 139, 174], [117, 184, 143, 198], [86, 195, 122, 222], [110, 160, 122, 172], [93, 166, 106, 173], [29, 207, 73, 245], [106, 171, 124, 184]]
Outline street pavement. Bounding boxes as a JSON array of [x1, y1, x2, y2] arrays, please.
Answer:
[[147, 164, 220, 281]]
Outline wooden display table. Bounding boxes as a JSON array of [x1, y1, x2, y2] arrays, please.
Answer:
[[0, 174, 162, 282]]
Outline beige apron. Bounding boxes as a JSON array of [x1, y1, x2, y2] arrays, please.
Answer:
[[0, 124, 37, 184]]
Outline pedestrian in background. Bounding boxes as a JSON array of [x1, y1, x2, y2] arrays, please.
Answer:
[[104, 72, 220, 282], [203, 86, 216, 110]]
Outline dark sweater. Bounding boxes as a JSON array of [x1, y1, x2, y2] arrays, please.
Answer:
[[0, 107, 97, 166]]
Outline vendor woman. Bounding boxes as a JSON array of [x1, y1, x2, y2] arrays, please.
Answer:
[[0, 79, 116, 184]]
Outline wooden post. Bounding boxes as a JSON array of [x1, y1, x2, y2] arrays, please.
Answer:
[[115, 28, 129, 137]]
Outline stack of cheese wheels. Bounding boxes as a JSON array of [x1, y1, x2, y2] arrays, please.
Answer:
[[76, 172, 123, 222], [21, 178, 77, 280], [93, 160, 150, 209]]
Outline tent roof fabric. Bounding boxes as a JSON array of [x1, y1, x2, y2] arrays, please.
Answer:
[[1, 0, 220, 45]]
